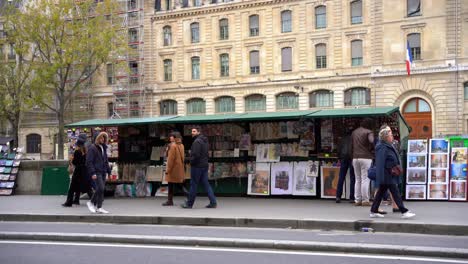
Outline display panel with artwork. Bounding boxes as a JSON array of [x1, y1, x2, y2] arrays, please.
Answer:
[[427, 184, 448, 200], [405, 185, 426, 200], [320, 166, 343, 199], [408, 140, 428, 154], [406, 169, 427, 184], [270, 162, 293, 195], [429, 154, 448, 169], [407, 155, 427, 169], [247, 163, 270, 196], [450, 181, 467, 201], [429, 169, 448, 183], [430, 139, 449, 154], [292, 162, 316, 196]]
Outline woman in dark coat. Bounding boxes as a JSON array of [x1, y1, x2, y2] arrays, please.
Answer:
[[62, 134, 90, 207], [370, 126, 415, 219]]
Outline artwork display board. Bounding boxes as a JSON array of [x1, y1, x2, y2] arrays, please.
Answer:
[[320, 166, 343, 199], [428, 139, 449, 200], [406, 139, 428, 200], [292, 161, 316, 196], [270, 162, 293, 195], [0, 152, 21, 196], [449, 147, 468, 201], [248, 163, 270, 196]]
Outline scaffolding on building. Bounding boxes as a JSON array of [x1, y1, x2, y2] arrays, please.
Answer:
[[111, 0, 146, 119]]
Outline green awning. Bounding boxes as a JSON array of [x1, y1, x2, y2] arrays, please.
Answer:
[[160, 113, 241, 124], [230, 110, 319, 122], [306, 106, 399, 118], [65, 116, 177, 128]]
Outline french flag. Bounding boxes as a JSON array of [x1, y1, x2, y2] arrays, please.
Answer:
[[406, 41, 413, 76]]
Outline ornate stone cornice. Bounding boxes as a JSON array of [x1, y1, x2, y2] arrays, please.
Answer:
[[185, 48, 204, 53], [401, 22, 426, 34], [152, 0, 303, 21], [244, 41, 264, 47], [276, 37, 296, 44], [310, 33, 331, 44], [371, 64, 468, 77], [345, 30, 368, 40]]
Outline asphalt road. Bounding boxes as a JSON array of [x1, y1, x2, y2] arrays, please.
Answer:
[[1, 241, 467, 264], [1, 222, 467, 249]]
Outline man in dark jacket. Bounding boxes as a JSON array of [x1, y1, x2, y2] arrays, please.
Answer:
[[181, 126, 217, 208], [86, 132, 111, 214], [336, 127, 355, 203]]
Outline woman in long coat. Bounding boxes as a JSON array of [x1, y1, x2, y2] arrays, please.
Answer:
[[369, 126, 415, 219], [162, 132, 185, 206]]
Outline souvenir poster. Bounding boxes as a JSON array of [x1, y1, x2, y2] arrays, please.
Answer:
[[299, 121, 315, 151], [450, 181, 467, 201], [408, 139, 428, 154], [405, 185, 426, 200], [429, 169, 448, 183], [430, 154, 448, 169], [292, 162, 316, 196], [239, 133, 251, 150], [270, 162, 293, 195], [406, 169, 427, 184], [430, 139, 449, 154], [320, 119, 333, 152], [407, 155, 427, 169], [428, 183, 448, 200], [320, 166, 342, 199], [248, 163, 270, 196], [307, 160, 319, 177], [450, 148, 467, 181]]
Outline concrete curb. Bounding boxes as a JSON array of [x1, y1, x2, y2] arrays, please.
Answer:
[[1, 214, 468, 236], [1, 231, 468, 259]]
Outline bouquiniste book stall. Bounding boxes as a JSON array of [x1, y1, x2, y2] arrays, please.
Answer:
[[65, 107, 410, 199]]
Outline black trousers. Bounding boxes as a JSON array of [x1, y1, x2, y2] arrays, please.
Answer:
[[166, 182, 187, 202], [371, 184, 408, 214]]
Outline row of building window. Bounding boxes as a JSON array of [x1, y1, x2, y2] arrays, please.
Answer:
[[161, 0, 422, 46], [159, 33, 421, 81], [157, 88, 370, 115]]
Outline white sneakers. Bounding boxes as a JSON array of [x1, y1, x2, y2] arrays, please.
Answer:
[[96, 208, 109, 214], [86, 201, 109, 214], [87, 201, 96, 213], [401, 211, 416, 219], [369, 213, 385, 218]]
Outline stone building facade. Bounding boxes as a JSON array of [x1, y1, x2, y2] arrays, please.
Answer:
[[17, 0, 468, 158]]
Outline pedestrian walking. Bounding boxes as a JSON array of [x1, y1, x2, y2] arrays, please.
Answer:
[[162, 132, 186, 206], [86, 132, 111, 214], [370, 126, 415, 219], [336, 126, 355, 203], [62, 134, 89, 207], [351, 118, 374, 206], [181, 127, 217, 209]]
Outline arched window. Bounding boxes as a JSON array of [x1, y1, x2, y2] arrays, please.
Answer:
[[310, 90, 333, 108], [26, 134, 41, 153], [220, 53, 229, 77], [160, 100, 178, 115], [350, 0, 362, 24], [344, 87, 370, 106], [281, 10, 292, 33], [191, 56, 200, 80], [215, 96, 235, 113], [276, 92, 299, 110], [163, 59, 172, 81], [315, 5, 326, 29], [407, 33, 421, 60], [403, 98, 431, 113], [187, 98, 206, 115], [351, 40, 363, 66], [245, 94, 266, 112], [219, 18, 229, 40], [315, 43, 326, 69], [190, 22, 200, 43], [249, 15, 259, 36], [163, 26, 172, 46], [249, 50, 260, 74]]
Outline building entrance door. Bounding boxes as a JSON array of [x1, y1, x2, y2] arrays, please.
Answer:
[[402, 98, 432, 139]]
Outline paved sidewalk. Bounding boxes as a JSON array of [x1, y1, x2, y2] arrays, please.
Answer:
[[0, 195, 467, 235]]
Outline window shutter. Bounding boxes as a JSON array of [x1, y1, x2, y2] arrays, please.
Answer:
[[365, 88, 371, 105], [250, 51, 259, 67], [344, 90, 352, 106], [309, 92, 317, 108], [408, 33, 420, 48], [155, 0, 161, 11], [351, 0, 362, 17], [249, 15, 259, 28], [282, 47, 292, 71], [351, 40, 362, 58], [316, 44, 326, 56]]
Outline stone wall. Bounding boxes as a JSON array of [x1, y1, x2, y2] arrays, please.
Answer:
[[16, 160, 68, 195]]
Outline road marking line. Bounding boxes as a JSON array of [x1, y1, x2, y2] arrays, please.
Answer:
[[0, 240, 467, 263]]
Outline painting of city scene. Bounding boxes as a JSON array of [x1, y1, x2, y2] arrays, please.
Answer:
[[430, 154, 448, 169], [451, 148, 468, 164], [248, 163, 270, 196], [430, 169, 448, 183], [406, 185, 426, 200], [320, 167, 341, 199], [408, 155, 426, 168], [450, 163, 467, 181], [450, 181, 467, 200], [407, 169, 427, 184], [428, 184, 448, 200], [408, 140, 428, 154], [430, 139, 449, 154]]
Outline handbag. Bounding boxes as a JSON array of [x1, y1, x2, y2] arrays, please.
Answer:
[[367, 161, 376, 181], [391, 165, 403, 176]]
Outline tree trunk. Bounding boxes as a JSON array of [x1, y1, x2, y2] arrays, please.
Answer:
[[57, 110, 65, 160]]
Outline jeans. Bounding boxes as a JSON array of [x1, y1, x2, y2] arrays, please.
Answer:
[[187, 167, 217, 207], [91, 173, 105, 209], [336, 159, 355, 200], [352, 158, 372, 202], [371, 184, 408, 214]]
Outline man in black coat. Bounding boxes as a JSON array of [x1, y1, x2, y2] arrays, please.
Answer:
[[181, 126, 217, 208]]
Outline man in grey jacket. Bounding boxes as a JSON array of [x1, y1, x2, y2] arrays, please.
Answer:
[[351, 118, 374, 206]]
